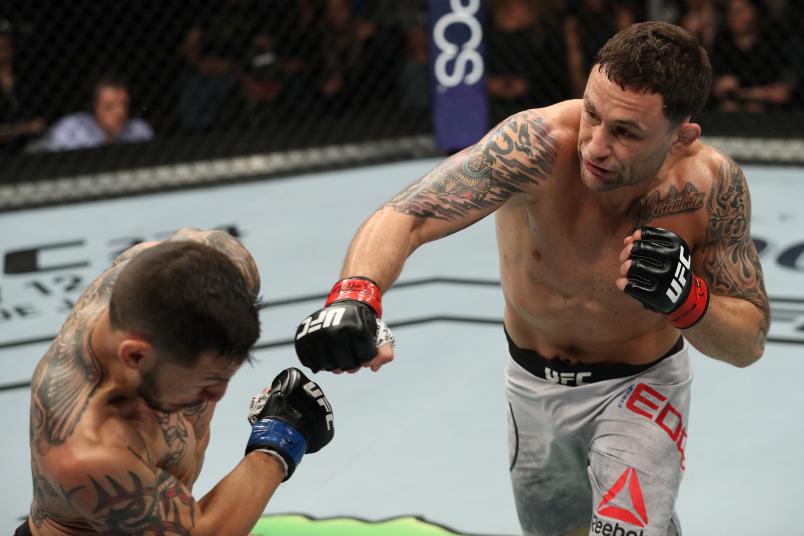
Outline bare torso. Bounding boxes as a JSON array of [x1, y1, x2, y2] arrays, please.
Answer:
[[497, 100, 721, 365], [28, 260, 213, 535]]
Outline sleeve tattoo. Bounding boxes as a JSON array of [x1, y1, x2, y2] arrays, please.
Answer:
[[386, 112, 558, 220], [702, 153, 770, 346]]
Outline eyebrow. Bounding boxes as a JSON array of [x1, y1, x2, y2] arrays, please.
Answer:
[[203, 375, 232, 382], [584, 98, 646, 133]]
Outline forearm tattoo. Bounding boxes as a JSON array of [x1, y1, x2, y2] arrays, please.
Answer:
[[702, 153, 770, 346], [627, 183, 705, 229], [386, 112, 558, 220]]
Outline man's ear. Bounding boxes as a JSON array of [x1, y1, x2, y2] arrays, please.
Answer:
[[670, 121, 701, 154], [118, 336, 157, 372]]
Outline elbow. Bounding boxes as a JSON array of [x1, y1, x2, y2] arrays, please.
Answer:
[[731, 345, 764, 368]]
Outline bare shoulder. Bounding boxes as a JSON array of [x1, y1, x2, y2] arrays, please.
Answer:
[[524, 100, 583, 171], [695, 143, 753, 246], [165, 227, 261, 299], [688, 141, 733, 184], [478, 103, 577, 182], [38, 437, 199, 535], [540, 99, 583, 129], [509, 100, 581, 147], [690, 143, 768, 314]]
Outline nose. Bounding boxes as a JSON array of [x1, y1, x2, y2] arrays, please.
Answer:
[[585, 124, 611, 161]]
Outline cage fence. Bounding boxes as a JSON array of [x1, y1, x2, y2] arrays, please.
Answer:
[[0, 0, 801, 211]]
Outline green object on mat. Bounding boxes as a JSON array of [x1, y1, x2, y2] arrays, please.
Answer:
[[251, 515, 471, 536]]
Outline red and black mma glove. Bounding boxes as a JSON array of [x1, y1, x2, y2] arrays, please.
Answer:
[[624, 226, 710, 329], [294, 277, 395, 372]]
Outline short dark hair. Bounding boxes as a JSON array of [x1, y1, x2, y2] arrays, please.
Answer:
[[91, 73, 129, 105], [109, 241, 261, 366], [593, 22, 712, 123]]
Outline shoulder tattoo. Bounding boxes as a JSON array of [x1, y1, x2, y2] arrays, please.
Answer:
[[30, 323, 104, 456], [386, 113, 558, 220], [702, 153, 770, 342]]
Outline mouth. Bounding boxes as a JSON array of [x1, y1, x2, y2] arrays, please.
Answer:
[[583, 160, 614, 179]]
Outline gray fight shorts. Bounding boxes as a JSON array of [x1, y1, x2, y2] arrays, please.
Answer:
[[505, 329, 691, 536]]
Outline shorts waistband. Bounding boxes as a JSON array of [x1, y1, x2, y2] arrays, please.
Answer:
[[506, 328, 683, 387]]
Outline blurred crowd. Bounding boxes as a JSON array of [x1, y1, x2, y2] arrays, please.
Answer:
[[487, 0, 803, 120], [0, 0, 802, 156]]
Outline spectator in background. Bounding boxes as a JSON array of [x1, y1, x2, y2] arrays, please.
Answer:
[[263, 0, 324, 118], [398, 17, 429, 114], [0, 19, 45, 154], [179, 0, 256, 130], [318, 0, 377, 110], [486, 0, 570, 120], [564, 0, 635, 97], [779, 0, 804, 108], [645, 1, 719, 50], [44, 74, 153, 152], [675, 0, 719, 51], [710, 0, 796, 112]]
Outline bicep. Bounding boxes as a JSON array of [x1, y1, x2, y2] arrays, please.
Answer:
[[696, 155, 768, 312], [55, 448, 200, 535], [383, 111, 558, 242]]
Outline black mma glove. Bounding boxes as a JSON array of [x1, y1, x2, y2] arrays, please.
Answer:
[[245, 367, 334, 480], [295, 277, 395, 372], [624, 226, 710, 329]]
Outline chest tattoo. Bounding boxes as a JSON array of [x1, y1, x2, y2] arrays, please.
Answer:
[[156, 413, 190, 471], [628, 183, 705, 229]]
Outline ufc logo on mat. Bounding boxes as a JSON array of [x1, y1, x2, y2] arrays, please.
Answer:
[[665, 246, 691, 303], [296, 307, 346, 339], [545, 368, 592, 386], [304, 382, 334, 430]]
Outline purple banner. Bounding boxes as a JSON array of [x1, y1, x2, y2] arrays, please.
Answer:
[[429, 0, 488, 152]]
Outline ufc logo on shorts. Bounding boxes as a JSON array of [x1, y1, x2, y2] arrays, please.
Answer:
[[666, 246, 691, 303], [296, 307, 346, 339], [544, 368, 592, 386], [304, 382, 334, 431]]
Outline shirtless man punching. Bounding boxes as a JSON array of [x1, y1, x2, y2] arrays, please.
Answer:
[[20, 228, 334, 535], [294, 22, 769, 536]]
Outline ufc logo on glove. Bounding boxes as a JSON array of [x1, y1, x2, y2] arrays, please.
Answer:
[[625, 227, 709, 330], [666, 247, 692, 304], [296, 307, 346, 339]]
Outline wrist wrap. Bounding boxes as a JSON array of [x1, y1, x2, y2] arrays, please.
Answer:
[[666, 274, 710, 329], [246, 419, 307, 475], [326, 277, 383, 317]]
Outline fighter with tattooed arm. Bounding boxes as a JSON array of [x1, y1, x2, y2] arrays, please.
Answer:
[[294, 22, 768, 536], [20, 228, 334, 536]]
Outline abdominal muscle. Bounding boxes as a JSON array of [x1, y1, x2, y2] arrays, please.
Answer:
[[497, 209, 681, 367], [502, 286, 680, 366]]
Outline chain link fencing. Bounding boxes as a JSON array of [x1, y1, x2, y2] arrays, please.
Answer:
[[1, 0, 801, 210]]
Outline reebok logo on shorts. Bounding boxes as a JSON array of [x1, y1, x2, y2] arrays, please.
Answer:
[[595, 467, 648, 530]]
